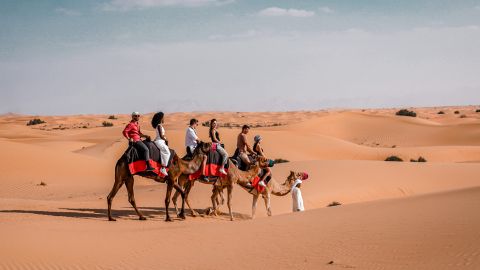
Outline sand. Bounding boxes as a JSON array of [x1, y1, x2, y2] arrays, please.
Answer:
[[1, 105, 479, 269]]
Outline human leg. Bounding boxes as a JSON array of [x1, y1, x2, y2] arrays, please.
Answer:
[[216, 144, 228, 175], [135, 141, 154, 171]]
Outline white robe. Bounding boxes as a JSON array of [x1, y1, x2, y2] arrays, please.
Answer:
[[291, 179, 304, 212]]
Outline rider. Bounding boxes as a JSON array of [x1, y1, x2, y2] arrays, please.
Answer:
[[236, 125, 255, 168], [123, 112, 154, 172], [152, 112, 170, 175], [185, 118, 200, 158], [253, 135, 270, 188], [209, 118, 228, 175]]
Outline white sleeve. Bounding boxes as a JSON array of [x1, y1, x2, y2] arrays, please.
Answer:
[[189, 128, 198, 140]]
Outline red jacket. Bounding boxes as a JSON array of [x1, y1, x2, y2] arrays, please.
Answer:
[[123, 121, 141, 142]]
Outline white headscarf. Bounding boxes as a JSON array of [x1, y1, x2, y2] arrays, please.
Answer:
[[292, 179, 302, 191]]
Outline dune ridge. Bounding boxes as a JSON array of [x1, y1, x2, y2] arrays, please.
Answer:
[[1, 106, 479, 269]]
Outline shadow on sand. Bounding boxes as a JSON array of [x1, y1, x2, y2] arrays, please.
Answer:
[[0, 207, 250, 221]]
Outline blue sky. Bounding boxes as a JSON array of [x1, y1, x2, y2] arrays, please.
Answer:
[[1, 0, 480, 114]]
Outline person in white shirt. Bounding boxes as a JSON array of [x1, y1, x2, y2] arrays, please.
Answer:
[[291, 179, 305, 212], [185, 118, 200, 157], [151, 112, 170, 175]]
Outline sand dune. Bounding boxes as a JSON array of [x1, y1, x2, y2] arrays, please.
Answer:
[[1, 106, 479, 269]]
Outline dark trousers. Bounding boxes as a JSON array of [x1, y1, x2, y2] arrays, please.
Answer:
[[186, 146, 194, 158], [134, 141, 151, 161]]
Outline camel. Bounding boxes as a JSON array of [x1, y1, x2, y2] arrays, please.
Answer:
[[212, 170, 302, 219], [107, 141, 211, 222], [172, 157, 269, 221]]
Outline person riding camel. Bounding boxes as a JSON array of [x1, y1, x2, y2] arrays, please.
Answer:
[[185, 118, 208, 180], [151, 112, 170, 176], [253, 135, 270, 188], [209, 118, 228, 175], [236, 125, 255, 168], [185, 118, 200, 158], [123, 112, 155, 172]]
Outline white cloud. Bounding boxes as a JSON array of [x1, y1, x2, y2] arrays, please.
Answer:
[[102, 0, 234, 10], [318, 6, 334, 14], [258, 7, 315, 18], [55, 7, 82, 16]]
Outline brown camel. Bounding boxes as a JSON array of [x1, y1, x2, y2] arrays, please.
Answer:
[[107, 142, 211, 222], [213, 170, 302, 219], [172, 157, 269, 221]]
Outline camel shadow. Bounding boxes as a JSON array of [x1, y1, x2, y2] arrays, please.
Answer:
[[0, 207, 176, 221], [0, 207, 250, 221]]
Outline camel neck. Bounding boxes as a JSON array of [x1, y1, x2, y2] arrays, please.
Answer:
[[270, 179, 293, 196]]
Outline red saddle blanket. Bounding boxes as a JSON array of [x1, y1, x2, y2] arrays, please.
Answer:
[[251, 176, 265, 193], [128, 160, 169, 177], [189, 144, 228, 180]]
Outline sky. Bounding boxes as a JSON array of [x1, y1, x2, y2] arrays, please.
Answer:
[[1, 0, 480, 115]]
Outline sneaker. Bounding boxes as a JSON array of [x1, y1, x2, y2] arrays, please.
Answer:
[[160, 167, 167, 175], [258, 180, 266, 187], [219, 168, 227, 175]]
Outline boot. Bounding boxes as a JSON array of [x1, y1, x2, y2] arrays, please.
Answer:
[[145, 161, 155, 172]]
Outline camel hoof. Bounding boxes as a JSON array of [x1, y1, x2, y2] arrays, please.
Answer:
[[179, 213, 186, 220], [108, 217, 116, 222], [191, 211, 199, 217], [165, 217, 173, 222], [139, 216, 147, 221]]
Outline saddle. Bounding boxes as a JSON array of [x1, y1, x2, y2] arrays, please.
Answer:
[[189, 144, 228, 181], [123, 140, 176, 177]]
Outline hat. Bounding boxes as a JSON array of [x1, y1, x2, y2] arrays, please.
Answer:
[[254, 135, 262, 143], [132, 111, 140, 116], [300, 172, 309, 180]]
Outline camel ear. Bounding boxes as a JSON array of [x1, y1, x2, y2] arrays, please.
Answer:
[[289, 171, 295, 178]]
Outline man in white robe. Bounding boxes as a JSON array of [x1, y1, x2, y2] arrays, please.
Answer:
[[292, 179, 304, 212]]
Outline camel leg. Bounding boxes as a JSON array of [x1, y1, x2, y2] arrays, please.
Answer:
[[252, 194, 259, 219], [173, 181, 186, 219], [227, 185, 234, 221], [107, 177, 124, 221], [172, 189, 180, 215], [125, 176, 146, 220], [210, 186, 219, 216], [216, 188, 225, 206], [184, 181, 200, 217], [263, 193, 272, 216], [164, 178, 174, 222]]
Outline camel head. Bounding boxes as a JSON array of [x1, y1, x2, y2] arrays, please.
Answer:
[[285, 171, 303, 185], [194, 141, 212, 156], [255, 156, 275, 168]]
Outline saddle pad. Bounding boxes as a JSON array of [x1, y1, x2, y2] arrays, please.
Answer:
[[188, 146, 228, 180], [251, 176, 265, 193], [123, 142, 175, 176]]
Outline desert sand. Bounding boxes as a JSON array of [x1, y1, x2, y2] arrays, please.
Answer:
[[1, 106, 480, 269]]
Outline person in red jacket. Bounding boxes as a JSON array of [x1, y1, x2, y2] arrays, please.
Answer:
[[123, 112, 154, 172]]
